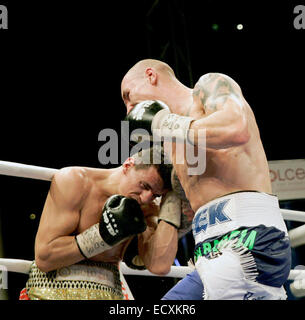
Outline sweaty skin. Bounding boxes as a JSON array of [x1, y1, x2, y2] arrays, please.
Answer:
[[121, 61, 272, 213]]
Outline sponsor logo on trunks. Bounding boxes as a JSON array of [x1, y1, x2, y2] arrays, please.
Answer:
[[192, 199, 231, 236], [194, 228, 257, 261]]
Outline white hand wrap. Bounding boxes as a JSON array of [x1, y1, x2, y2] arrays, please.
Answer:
[[151, 109, 194, 143], [75, 224, 112, 259], [158, 191, 182, 228]]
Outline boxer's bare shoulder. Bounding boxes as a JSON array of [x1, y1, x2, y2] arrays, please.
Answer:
[[192, 73, 244, 114], [51, 167, 90, 208]]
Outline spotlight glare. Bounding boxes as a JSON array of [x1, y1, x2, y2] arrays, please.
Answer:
[[212, 23, 219, 31], [29, 213, 36, 220], [237, 24, 243, 30]]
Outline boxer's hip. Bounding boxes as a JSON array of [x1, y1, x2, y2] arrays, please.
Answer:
[[192, 191, 291, 288], [194, 224, 291, 288], [192, 191, 288, 243], [195, 241, 289, 300], [25, 260, 124, 300]]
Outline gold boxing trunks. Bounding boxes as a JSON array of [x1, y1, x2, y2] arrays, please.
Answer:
[[25, 260, 124, 300]]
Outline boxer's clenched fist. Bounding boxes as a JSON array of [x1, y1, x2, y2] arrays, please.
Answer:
[[76, 195, 147, 259]]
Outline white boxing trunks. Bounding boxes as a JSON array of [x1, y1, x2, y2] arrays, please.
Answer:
[[192, 191, 291, 300]]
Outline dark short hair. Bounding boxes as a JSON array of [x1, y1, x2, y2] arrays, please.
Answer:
[[132, 147, 172, 190]]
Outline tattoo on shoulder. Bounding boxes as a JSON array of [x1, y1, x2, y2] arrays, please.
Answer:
[[193, 83, 211, 112], [193, 73, 241, 112]]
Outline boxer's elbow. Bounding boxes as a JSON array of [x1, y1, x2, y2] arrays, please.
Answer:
[[35, 244, 55, 273], [35, 256, 53, 273], [147, 263, 171, 276]]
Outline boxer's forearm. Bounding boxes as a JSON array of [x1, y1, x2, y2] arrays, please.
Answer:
[[35, 235, 84, 272], [189, 100, 249, 149], [138, 221, 178, 275]]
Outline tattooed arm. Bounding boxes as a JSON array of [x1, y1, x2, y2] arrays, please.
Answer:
[[189, 73, 250, 149]]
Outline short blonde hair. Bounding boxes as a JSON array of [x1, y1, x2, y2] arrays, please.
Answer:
[[127, 59, 175, 78]]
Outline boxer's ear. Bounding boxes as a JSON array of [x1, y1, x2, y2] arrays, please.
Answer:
[[123, 157, 135, 174], [145, 67, 158, 85]]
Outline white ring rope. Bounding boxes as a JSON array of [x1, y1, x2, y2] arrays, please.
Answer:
[[0, 259, 305, 282], [120, 262, 193, 278], [281, 209, 305, 223], [121, 263, 305, 282], [0, 160, 58, 181], [0, 259, 32, 274], [288, 224, 305, 248], [1, 160, 305, 222], [1, 259, 304, 299]]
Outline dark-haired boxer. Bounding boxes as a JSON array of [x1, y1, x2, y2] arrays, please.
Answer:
[[20, 148, 177, 300], [122, 59, 291, 300]]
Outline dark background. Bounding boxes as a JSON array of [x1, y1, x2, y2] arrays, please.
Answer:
[[0, 0, 304, 300]]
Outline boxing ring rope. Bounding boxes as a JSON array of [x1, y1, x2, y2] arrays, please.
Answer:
[[1, 160, 305, 298], [0, 160, 58, 181], [1, 160, 305, 222], [1, 258, 304, 299], [0, 258, 305, 284], [0, 259, 304, 282]]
